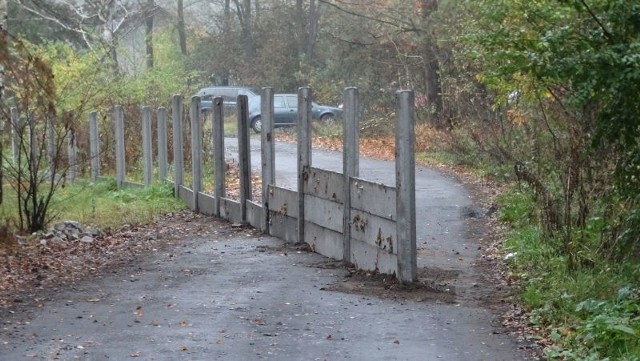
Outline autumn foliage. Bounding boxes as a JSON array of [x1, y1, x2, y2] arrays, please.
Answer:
[[0, 30, 74, 232]]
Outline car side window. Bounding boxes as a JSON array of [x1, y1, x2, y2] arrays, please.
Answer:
[[274, 96, 286, 108], [284, 96, 297, 109]]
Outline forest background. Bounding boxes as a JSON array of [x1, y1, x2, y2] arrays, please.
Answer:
[[1, 1, 639, 360]]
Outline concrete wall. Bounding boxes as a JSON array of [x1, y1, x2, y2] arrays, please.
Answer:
[[97, 87, 417, 281]]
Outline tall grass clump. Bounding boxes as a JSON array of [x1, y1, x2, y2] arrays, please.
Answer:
[[49, 179, 185, 230]]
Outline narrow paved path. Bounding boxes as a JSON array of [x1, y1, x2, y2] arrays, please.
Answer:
[[0, 137, 533, 360], [227, 137, 491, 293]]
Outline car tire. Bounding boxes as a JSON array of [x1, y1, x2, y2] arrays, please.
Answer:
[[251, 116, 262, 133], [320, 113, 336, 125]]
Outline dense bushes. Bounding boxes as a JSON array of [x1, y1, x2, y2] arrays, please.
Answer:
[[437, 1, 640, 358]]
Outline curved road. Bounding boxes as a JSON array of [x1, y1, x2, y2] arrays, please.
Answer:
[[228, 136, 483, 273], [0, 136, 533, 360]]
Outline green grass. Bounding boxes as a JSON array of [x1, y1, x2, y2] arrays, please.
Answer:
[[412, 139, 640, 360], [495, 186, 640, 361], [415, 145, 515, 184], [1, 178, 186, 234], [312, 121, 343, 137], [49, 178, 185, 230], [202, 112, 240, 137]]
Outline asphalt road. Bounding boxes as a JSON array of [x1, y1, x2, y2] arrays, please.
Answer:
[[0, 136, 533, 360], [225, 137, 484, 273]]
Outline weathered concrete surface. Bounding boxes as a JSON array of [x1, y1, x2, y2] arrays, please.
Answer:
[[228, 137, 495, 283], [0, 230, 528, 360]]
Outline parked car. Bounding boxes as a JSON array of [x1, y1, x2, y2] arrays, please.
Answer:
[[249, 93, 343, 133], [195, 86, 260, 114]]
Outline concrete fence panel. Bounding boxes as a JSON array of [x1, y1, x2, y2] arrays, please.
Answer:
[[157, 107, 168, 182], [87, 85, 417, 282], [89, 111, 100, 181]]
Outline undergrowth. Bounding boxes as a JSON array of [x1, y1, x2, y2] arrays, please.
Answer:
[[1, 178, 185, 237], [50, 178, 185, 230], [410, 123, 640, 360], [497, 188, 640, 360]]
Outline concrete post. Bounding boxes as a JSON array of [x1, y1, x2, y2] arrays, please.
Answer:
[[190, 96, 202, 211], [237, 94, 251, 222], [157, 107, 168, 182], [89, 111, 100, 181], [142, 106, 153, 186], [297, 87, 312, 244], [342, 87, 359, 262], [261, 87, 275, 233], [395, 90, 417, 283], [10, 107, 19, 162], [172, 95, 184, 196], [142, 106, 153, 187], [114, 105, 125, 188], [67, 126, 77, 182], [212, 96, 225, 217], [0, 110, 2, 179], [28, 112, 36, 178], [46, 112, 56, 168], [0, 109, 3, 176]]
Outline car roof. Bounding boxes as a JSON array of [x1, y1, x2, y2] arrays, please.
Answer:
[[197, 86, 259, 97]]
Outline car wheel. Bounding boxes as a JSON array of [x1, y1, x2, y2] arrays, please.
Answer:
[[320, 113, 336, 125], [251, 116, 262, 133]]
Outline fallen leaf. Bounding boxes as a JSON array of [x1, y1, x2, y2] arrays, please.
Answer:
[[134, 310, 143, 319]]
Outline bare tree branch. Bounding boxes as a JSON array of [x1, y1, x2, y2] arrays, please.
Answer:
[[319, 0, 421, 33]]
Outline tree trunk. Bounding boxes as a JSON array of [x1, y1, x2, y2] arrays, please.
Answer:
[[254, 0, 260, 22], [423, 36, 442, 123], [421, 0, 442, 124], [0, 0, 5, 96], [145, 0, 154, 69], [0, 0, 6, 204], [295, 0, 321, 78], [109, 41, 119, 76], [296, 0, 305, 59], [305, 0, 319, 62], [233, 0, 254, 62], [219, 0, 231, 85], [177, 0, 187, 55], [242, 0, 254, 61], [224, 0, 230, 18]]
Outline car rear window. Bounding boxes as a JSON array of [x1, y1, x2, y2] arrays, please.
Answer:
[[284, 95, 298, 108], [274, 96, 286, 108]]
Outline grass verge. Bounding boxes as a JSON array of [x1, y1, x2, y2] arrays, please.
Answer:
[[50, 178, 186, 230], [0, 178, 185, 239], [409, 125, 640, 360], [497, 189, 640, 360]]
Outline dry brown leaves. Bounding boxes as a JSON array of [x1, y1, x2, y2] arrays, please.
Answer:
[[276, 131, 397, 160], [223, 161, 263, 201], [275, 123, 449, 161], [0, 211, 236, 310]]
